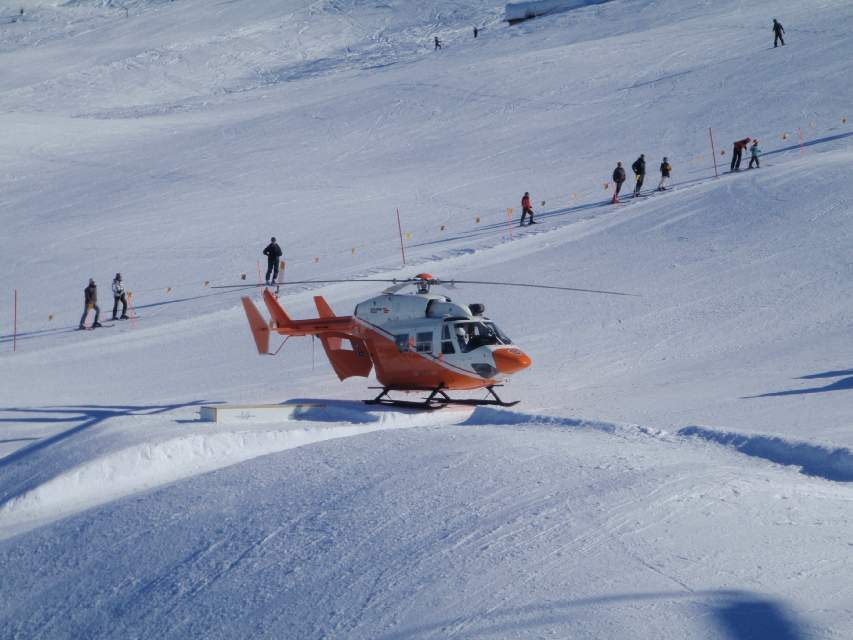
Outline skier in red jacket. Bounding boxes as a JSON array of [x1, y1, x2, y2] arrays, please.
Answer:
[[730, 137, 751, 172], [520, 192, 536, 226]]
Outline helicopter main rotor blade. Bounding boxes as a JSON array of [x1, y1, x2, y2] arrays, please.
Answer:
[[211, 277, 636, 297], [211, 278, 406, 289], [436, 279, 638, 297]]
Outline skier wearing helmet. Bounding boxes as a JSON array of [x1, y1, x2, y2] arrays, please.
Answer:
[[112, 273, 129, 320], [748, 140, 762, 169]]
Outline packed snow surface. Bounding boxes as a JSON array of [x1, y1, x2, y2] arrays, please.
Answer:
[[1, 0, 852, 638]]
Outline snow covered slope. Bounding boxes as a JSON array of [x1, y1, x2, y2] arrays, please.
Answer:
[[1, 0, 852, 638]]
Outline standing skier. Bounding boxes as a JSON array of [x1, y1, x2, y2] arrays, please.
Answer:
[[748, 140, 761, 169], [658, 157, 672, 191], [434, 36, 442, 50], [473, 26, 479, 38], [730, 137, 751, 172], [112, 273, 129, 320], [611, 162, 626, 203], [773, 19, 785, 47], [79, 278, 102, 329], [631, 154, 646, 197], [263, 237, 283, 285], [520, 192, 536, 226]]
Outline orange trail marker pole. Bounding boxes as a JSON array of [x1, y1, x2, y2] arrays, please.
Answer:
[[396, 208, 407, 266], [798, 128, 805, 154], [13, 289, 17, 353], [507, 207, 513, 239], [256, 260, 263, 285], [709, 127, 719, 177], [127, 291, 138, 328]]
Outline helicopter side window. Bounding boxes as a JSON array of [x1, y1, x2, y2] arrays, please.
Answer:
[[394, 334, 410, 353], [415, 331, 433, 354], [441, 324, 455, 354]]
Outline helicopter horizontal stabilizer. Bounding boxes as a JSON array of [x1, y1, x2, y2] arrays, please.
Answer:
[[259, 288, 355, 337], [241, 297, 270, 354]]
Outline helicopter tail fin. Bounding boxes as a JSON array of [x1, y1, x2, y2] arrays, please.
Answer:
[[241, 297, 270, 354], [314, 295, 336, 318], [262, 288, 294, 330], [313, 295, 373, 380]]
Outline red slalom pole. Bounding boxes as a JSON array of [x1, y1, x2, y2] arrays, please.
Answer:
[[709, 127, 719, 177], [12, 289, 17, 353], [396, 208, 407, 266]]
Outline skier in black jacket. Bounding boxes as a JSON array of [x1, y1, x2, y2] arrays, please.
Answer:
[[658, 158, 672, 191], [611, 162, 626, 203], [773, 19, 785, 47], [631, 154, 646, 197], [79, 278, 102, 329], [263, 237, 283, 285]]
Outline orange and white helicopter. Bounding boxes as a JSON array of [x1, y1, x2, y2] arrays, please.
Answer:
[[237, 274, 630, 409]]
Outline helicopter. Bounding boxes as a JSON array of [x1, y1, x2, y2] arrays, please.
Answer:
[[237, 273, 631, 410]]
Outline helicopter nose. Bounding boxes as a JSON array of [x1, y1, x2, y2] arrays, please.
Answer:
[[493, 348, 532, 374]]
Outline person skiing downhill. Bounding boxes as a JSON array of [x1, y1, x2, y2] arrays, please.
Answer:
[[730, 137, 751, 171], [658, 157, 672, 191], [112, 273, 129, 320], [434, 36, 442, 50], [631, 154, 646, 197], [79, 278, 102, 329], [773, 19, 785, 47], [611, 162, 626, 203], [263, 237, 283, 285], [748, 140, 761, 169], [520, 192, 536, 226]]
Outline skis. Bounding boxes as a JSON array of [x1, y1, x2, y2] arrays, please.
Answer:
[[78, 324, 115, 331]]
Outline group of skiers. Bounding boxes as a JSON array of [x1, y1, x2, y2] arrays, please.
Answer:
[[608, 155, 672, 204], [730, 138, 762, 172], [79, 274, 129, 329], [434, 26, 482, 49]]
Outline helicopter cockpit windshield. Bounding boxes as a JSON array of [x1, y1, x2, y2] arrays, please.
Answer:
[[454, 321, 512, 353]]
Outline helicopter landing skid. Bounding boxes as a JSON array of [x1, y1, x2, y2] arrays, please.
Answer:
[[364, 385, 519, 410]]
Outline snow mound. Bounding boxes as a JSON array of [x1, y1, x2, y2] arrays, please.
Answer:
[[0, 407, 469, 535], [678, 426, 853, 483]]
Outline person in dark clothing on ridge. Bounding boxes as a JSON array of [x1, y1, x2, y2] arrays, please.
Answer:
[[263, 237, 283, 285], [79, 278, 102, 329], [773, 19, 785, 47], [473, 27, 479, 38], [731, 137, 751, 171], [611, 162, 626, 203], [520, 192, 536, 226], [434, 36, 442, 50], [112, 273, 129, 320], [631, 154, 646, 197], [748, 140, 761, 169], [658, 157, 672, 191]]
